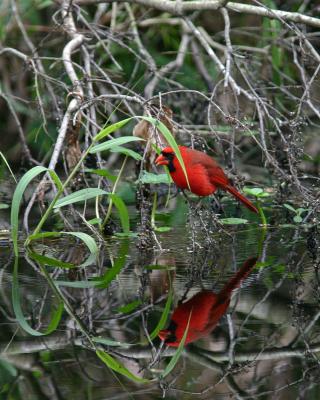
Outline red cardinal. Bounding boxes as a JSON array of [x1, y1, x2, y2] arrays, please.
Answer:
[[159, 256, 258, 346], [155, 146, 258, 213]]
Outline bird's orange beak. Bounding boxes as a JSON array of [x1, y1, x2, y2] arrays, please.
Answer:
[[158, 329, 169, 341], [155, 154, 168, 166]]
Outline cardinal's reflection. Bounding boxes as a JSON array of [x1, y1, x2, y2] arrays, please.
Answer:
[[159, 256, 258, 346]]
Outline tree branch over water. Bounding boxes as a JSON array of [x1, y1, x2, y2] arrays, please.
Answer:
[[61, 0, 320, 28]]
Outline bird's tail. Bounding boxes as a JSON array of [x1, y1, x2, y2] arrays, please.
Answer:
[[218, 256, 258, 299], [226, 185, 258, 213]]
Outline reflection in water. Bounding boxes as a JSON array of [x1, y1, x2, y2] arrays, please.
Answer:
[[2, 221, 320, 399], [159, 256, 258, 346]]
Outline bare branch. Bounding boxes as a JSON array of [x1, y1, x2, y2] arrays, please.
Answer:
[[65, 0, 320, 29]]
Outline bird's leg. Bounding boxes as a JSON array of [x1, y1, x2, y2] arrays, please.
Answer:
[[181, 190, 203, 212], [179, 285, 192, 304], [194, 198, 203, 212], [181, 189, 191, 204], [210, 195, 224, 215]]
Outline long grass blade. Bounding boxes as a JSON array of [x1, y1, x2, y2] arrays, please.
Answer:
[[12, 258, 64, 336], [108, 194, 130, 234], [110, 145, 143, 161], [139, 116, 190, 189], [149, 289, 173, 340], [11, 166, 48, 256], [96, 350, 149, 383], [93, 118, 133, 142], [53, 188, 109, 209], [85, 168, 117, 183], [90, 137, 144, 154], [160, 310, 192, 378], [55, 239, 128, 288], [27, 231, 99, 268], [0, 151, 17, 183]]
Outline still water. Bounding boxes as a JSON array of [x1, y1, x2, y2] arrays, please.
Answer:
[[0, 198, 319, 399]]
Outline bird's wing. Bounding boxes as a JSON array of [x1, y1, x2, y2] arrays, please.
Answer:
[[186, 149, 229, 184]]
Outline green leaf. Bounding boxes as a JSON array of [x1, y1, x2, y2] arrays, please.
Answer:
[[48, 170, 63, 191], [92, 337, 132, 348], [27, 231, 98, 268], [93, 118, 133, 142], [110, 146, 143, 161], [92, 239, 129, 288], [138, 171, 171, 185], [0, 203, 9, 209], [283, 203, 296, 213], [96, 350, 149, 383], [11, 166, 48, 256], [55, 239, 128, 288], [220, 218, 248, 225], [154, 226, 172, 232], [0, 151, 17, 183], [28, 251, 75, 269], [273, 264, 286, 273], [0, 359, 17, 387], [109, 193, 130, 234], [87, 217, 102, 225], [90, 137, 144, 154], [12, 258, 64, 336], [85, 168, 117, 183], [139, 116, 190, 190], [117, 299, 142, 314], [150, 289, 173, 340], [114, 232, 137, 238], [160, 310, 192, 378], [37, 0, 53, 9], [53, 188, 109, 209], [243, 187, 267, 198], [254, 260, 274, 269], [293, 215, 302, 223]]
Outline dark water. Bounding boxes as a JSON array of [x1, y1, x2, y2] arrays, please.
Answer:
[[1, 198, 320, 400]]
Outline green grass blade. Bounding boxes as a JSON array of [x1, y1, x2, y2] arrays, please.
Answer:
[[48, 170, 63, 191], [90, 137, 144, 154], [160, 310, 192, 378], [110, 146, 143, 161], [11, 166, 48, 256], [117, 299, 142, 314], [93, 117, 133, 142], [149, 289, 173, 340], [92, 336, 132, 348], [12, 257, 64, 336], [54, 280, 100, 288], [108, 194, 130, 234], [55, 238, 128, 288], [0, 151, 17, 183], [137, 172, 171, 185], [220, 218, 248, 225], [28, 251, 75, 269], [93, 239, 129, 288], [27, 231, 98, 268], [64, 231, 98, 260], [85, 168, 117, 183], [96, 350, 149, 383], [53, 188, 109, 209], [139, 116, 190, 189]]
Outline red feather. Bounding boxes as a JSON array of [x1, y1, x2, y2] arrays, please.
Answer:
[[156, 146, 258, 213], [159, 256, 258, 346]]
